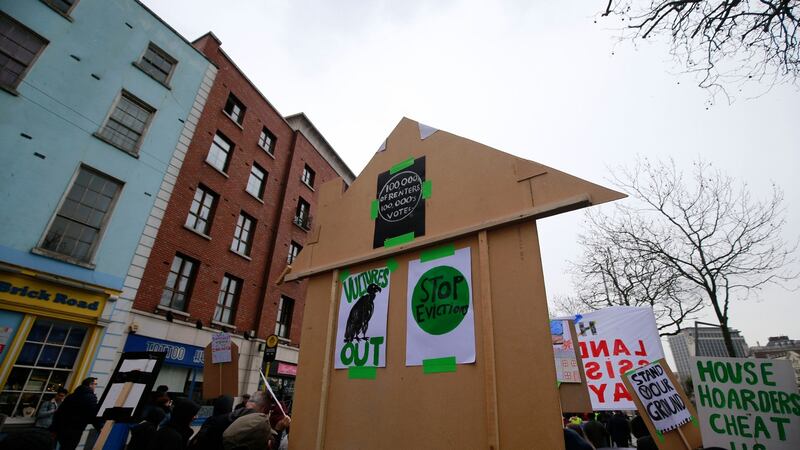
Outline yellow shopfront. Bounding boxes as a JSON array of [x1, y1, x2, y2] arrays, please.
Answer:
[[0, 270, 115, 421]]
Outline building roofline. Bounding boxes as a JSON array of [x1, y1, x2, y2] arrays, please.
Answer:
[[284, 113, 356, 184], [190, 33, 354, 184], [133, 1, 216, 68]]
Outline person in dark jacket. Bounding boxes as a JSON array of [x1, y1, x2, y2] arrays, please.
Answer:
[[151, 398, 200, 450], [127, 407, 166, 450], [607, 411, 632, 448], [188, 395, 234, 450], [582, 418, 610, 448], [50, 377, 99, 450], [564, 427, 594, 450]]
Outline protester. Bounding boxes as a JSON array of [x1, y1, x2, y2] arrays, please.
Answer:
[[567, 423, 596, 450], [582, 417, 610, 449], [150, 398, 200, 450], [607, 411, 632, 448], [234, 394, 250, 410], [34, 388, 67, 429], [188, 395, 235, 450], [50, 377, 99, 450], [564, 427, 594, 450], [127, 407, 166, 450], [635, 435, 658, 450], [222, 391, 290, 450], [1, 429, 54, 450]]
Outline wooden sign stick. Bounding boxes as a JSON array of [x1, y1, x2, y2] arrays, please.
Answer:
[[93, 382, 134, 450], [676, 427, 692, 450]]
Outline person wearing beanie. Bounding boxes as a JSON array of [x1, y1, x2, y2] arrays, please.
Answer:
[[151, 397, 200, 450]]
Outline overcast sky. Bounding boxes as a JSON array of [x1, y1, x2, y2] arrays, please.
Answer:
[[144, 0, 799, 357]]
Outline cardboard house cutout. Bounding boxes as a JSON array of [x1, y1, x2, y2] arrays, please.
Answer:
[[285, 118, 624, 450]]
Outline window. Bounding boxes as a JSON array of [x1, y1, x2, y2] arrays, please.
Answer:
[[287, 241, 302, 265], [0, 319, 86, 417], [160, 254, 197, 311], [40, 167, 122, 263], [185, 185, 217, 235], [301, 165, 315, 188], [223, 93, 245, 125], [214, 274, 241, 325], [136, 43, 177, 85], [0, 12, 48, 91], [206, 132, 233, 173], [275, 296, 294, 339], [246, 163, 266, 200], [97, 91, 155, 155], [258, 127, 275, 155], [293, 198, 311, 230], [231, 212, 255, 257], [42, 0, 78, 16]]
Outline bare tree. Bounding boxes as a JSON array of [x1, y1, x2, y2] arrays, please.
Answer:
[[600, 1, 799, 96], [570, 158, 796, 356], [561, 211, 706, 335]]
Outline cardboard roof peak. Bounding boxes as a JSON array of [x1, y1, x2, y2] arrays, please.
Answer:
[[284, 117, 624, 281]]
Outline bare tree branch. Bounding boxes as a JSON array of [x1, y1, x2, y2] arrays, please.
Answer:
[[560, 157, 798, 355]]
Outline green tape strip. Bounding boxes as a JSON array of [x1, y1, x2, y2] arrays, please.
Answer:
[[338, 269, 350, 282], [389, 157, 415, 174], [655, 430, 664, 442], [420, 244, 455, 262], [422, 180, 432, 199], [370, 199, 378, 220], [557, 381, 562, 388], [384, 232, 415, 248], [691, 416, 699, 427], [386, 258, 399, 272], [348, 366, 377, 379], [423, 356, 457, 374]]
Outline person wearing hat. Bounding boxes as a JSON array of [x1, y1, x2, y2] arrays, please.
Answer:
[[151, 397, 200, 450], [222, 391, 290, 450]]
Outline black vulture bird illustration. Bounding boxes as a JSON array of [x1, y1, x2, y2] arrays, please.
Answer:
[[344, 283, 382, 343]]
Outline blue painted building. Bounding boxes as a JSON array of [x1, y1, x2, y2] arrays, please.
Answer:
[[0, 0, 217, 428]]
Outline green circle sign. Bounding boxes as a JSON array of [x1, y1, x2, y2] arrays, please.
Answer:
[[411, 265, 469, 335]]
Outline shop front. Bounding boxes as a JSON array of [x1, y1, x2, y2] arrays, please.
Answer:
[[122, 334, 205, 404], [266, 359, 296, 411], [0, 270, 112, 423]]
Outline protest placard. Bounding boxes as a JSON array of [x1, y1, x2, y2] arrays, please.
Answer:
[[211, 332, 232, 364], [691, 356, 800, 450], [334, 265, 391, 374], [552, 319, 581, 383], [563, 306, 664, 410]]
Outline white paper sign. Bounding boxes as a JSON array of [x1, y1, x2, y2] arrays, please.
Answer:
[[119, 358, 157, 373], [406, 247, 475, 366], [691, 356, 800, 450], [334, 266, 391, 369], [211, 333, 232, 364], [626, 361, 692, 434], [96, 383, 146, 417], [560, 306, 664, 410]]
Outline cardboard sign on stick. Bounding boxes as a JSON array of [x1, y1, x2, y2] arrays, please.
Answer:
[[691, 356, 800, 450], [622, 359, 702, 450], [203, 340, 239, 400]]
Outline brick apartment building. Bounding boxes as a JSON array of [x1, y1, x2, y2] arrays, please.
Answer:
[[122, 33, 353, 406]]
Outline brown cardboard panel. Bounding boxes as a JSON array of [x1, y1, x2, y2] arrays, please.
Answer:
[[289, 117, 625, 449], [487, 223, 565, 449], [202, 341, 239, 400], [621, 360, 702, 450], [559, 320, 593, 413], [287, 117, 625, 280]]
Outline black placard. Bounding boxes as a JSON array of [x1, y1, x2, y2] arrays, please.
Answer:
[[373, 157, 426, 248], [95, 351, 165, 422]]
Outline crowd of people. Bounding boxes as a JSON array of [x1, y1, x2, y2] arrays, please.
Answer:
[[562, 411, 652, 450], [0, 377, 291, 450]]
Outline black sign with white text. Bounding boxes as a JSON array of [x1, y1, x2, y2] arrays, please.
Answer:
[[373, 157, 426, 248]]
